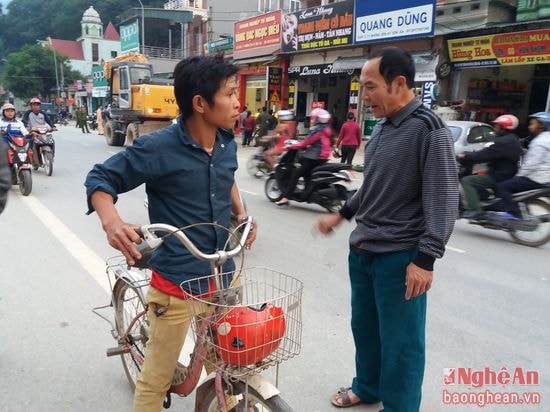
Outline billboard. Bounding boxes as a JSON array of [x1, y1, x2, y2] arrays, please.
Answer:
[[282, 0, 354, 53], [355, 0, 435, 44], [120, 20, 140, 53], [448, 29, 550, 68], [234, 11, 281, 60]]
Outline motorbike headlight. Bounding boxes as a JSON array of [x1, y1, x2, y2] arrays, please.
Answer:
[[18, 152, 28, 161]]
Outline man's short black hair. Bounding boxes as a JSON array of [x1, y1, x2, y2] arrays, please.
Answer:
[[173, 55, 238, 118], [367, 47, 415, 89]]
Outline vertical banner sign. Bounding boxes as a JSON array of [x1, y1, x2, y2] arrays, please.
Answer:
[[288, 80, 296, 107], [421, 81, 436, 109], [354, 0, 435, 44], [120, 20, 140, 52], [92, 66, 108, 88], [234, 11, 282, 60], [348, 75, 360, 113], [282, 0, 354, 52], [267, 67, 282, 104]]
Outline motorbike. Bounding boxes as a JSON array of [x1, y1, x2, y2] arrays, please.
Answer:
[[459, 164, 550, 247], [4, 131, 33, 196], [87, 113, 98, 131], [31, 128, 55, 176], [264, 149, 355, 212], [247, 149, 271, 178]]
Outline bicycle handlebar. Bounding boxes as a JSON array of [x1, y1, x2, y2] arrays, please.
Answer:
[[136, 217, 253, 265]]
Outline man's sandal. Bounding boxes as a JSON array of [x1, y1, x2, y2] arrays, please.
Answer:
[[330, 387, 363, 408]]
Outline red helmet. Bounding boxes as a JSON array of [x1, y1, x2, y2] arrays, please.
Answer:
[[30, 98, 41, 104], [213, 304, 285, 366], [492, 114, 519, 130]]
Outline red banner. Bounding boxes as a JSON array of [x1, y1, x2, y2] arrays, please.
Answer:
[[234, 11, 281, 60]]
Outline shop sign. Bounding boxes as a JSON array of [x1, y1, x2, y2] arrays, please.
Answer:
[[120, 20, 140, 53], [421, 81, 436, 109], [288, 63, 356, 77], [234, 11, 281, 60], [282, 0, 354, 53], [92, 66, 108, 88], [348, 75, 360, 112], [448, 29, 550, 67], [207, 37, 234, 54], [267, 67, 282, 103], [355, 0, 435, 44], [288, 80, 296, 107]]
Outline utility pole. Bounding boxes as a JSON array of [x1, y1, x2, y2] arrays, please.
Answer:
[[136, 0, 145, 53]]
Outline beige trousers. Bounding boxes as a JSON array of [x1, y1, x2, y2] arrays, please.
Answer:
[[133, 286, 208, 412]]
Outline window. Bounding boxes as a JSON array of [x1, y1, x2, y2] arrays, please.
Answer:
[[452, 6, 462, 13], [437, 9, 445, 16], [111, 51, 118, 58], [92, 43, 99, 62], [471, 3, 480, 11], [85, 26, 89, 35], [289, 0, 300, 12], [259, 0, 279, 12]]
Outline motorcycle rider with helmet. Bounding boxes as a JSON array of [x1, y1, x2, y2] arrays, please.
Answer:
[[457, 114, 523, 220], [22, 98, 56, 131], [1, 103, 30, 146], [263, 109, 297, 171], [275, 108, 333, 206], [495, 112, 550, 219]]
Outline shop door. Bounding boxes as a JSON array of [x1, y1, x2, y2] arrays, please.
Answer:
[[528, 79, 549, 114]]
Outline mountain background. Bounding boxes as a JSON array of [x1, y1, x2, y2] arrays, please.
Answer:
[[0, 0, 166, 58]]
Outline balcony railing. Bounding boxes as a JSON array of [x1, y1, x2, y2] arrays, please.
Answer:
[[142, 46, 183, 59]]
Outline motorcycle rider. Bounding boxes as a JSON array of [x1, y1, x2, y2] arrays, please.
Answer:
[[495, 112, 550, 219], [275, 108, 332, 206], [263, 109, 297, 171], [22, 98, 57, 131], [457, 114, 523, 220], [1, 103, 30, 146]]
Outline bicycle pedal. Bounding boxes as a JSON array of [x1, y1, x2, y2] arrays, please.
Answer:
[[106, 346, 130, 357]]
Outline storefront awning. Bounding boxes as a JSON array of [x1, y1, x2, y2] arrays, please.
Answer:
[[332, 56, 367, 70], [232, 55, 279, 66]]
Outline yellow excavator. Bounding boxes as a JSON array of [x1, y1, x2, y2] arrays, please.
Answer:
[[103, 52, 178, 146]]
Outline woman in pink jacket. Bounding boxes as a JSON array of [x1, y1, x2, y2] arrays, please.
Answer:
[[276, 109, 333, 206], [336, 112, 362, 165]]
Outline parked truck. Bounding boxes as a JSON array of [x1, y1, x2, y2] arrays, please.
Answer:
[[103, 53, 178, 146]]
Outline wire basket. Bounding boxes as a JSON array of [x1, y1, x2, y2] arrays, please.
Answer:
[[180, 267, 303, 378]]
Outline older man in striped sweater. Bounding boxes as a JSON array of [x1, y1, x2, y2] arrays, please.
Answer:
[[318, 47, 459, 412]]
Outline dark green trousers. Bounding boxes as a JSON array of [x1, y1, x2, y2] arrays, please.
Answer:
[[349, 249, 426, 412]]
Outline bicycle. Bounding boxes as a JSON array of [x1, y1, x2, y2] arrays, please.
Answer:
[[93, 217, 303, 411]]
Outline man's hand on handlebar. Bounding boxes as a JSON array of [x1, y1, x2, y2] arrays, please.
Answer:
[[236, 213, 257, 249], [104, 219, 143, 266]]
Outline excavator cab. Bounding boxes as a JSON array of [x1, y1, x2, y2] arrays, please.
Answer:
[[110, 62, 154, 110]]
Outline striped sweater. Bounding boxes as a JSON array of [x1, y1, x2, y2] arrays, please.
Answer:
[[340, 99, 459, 270]]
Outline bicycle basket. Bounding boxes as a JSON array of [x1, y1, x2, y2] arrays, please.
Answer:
[[180, 267, 303, 377]]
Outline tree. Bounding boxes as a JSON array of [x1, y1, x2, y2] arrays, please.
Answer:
[[2, 44, 83, 99], [1, 0, 167, 55]]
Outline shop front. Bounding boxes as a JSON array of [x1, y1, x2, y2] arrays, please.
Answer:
[[447, 28, 550, 128], [233, 10, 288, 122]]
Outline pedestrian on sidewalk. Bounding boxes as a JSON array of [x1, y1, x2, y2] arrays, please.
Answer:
[[96, 105, 104, 135], [317, 47, 458, 412], [336, 112, 362, 165]]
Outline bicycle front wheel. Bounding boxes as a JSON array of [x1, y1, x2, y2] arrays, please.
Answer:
[[113, 279, 149, 390], [199, 381, 293, 412]]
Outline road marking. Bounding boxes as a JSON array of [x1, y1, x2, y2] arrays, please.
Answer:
[[107, 151, 118, 155], [239, 189, 259, 196], [446, 245, 466, 253], [20, 196, 110, 294]]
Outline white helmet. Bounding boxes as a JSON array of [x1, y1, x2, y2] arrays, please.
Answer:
[[277, 110, 294, 121], [313, 109, 331, 124]]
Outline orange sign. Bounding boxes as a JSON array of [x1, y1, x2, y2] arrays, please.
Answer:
[[234, 11, 281, 60]]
